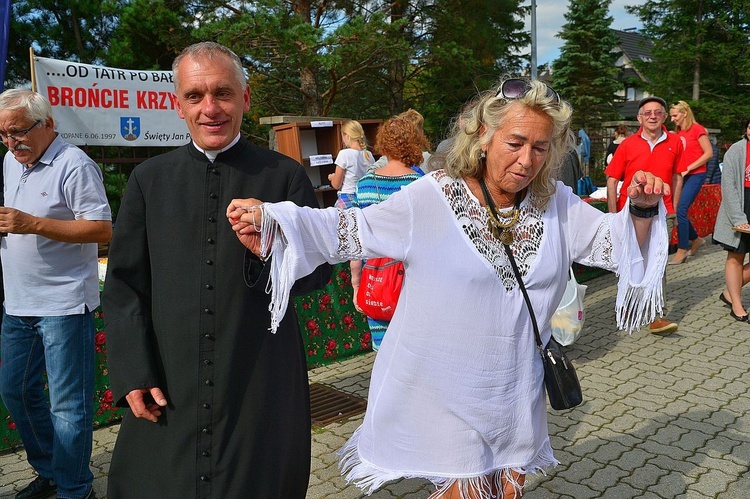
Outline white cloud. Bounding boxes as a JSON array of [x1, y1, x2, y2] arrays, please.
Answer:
[[522, 0, 648, 67]]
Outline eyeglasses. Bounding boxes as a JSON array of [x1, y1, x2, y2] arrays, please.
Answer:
[[639, 110, 666, 118], [496, 78, 560, 104], [0, 120, 42, 143]]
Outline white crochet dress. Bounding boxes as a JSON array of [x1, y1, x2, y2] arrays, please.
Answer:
[[259, 170, 667, 498]]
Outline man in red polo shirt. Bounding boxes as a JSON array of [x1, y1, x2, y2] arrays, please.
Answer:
[[605, 96, 686, 334]]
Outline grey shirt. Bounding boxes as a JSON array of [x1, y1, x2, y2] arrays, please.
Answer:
[[713, 138, 748, 249], [1, 134, 111, 315]]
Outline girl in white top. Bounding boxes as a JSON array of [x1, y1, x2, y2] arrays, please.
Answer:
[[328, 120, 374, 208]]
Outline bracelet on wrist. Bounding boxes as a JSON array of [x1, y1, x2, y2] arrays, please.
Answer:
[[629, 203, 659, 218]]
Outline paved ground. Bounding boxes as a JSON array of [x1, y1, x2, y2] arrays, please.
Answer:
[[2, 240, 750, 498]]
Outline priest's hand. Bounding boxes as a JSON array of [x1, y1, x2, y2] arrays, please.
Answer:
[[227, 198, 265, 257], [125, 387, 168, 423]]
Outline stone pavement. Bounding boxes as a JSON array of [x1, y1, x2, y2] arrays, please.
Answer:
[[2, 241, 750, 498]]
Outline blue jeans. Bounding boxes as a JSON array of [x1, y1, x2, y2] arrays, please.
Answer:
[[676, 173, 706, 250], [0, 309, 94, 498]]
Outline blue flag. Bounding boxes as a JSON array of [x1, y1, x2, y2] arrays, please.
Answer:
[[0, 0, 10, 92]]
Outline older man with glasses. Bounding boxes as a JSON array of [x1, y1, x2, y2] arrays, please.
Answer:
[[605, 96, 687, 334], [0, 89, 112, 499]]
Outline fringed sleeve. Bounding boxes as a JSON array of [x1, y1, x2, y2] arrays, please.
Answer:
[[257, 197, 412, 333], [614, 200, 668, 332], [257, 202, 347, 333], [581, 199, 668, 333]]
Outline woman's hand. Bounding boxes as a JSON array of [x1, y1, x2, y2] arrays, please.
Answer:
[[626, 170, 670, 208], [226, 198, 265, 256]]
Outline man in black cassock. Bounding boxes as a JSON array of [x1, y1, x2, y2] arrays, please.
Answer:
[[102, 42, 331, 498]]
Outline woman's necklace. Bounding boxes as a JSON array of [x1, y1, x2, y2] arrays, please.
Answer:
[[478, 177, 522, 245]]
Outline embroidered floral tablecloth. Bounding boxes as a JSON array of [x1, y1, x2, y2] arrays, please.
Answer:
[[0, 262, 371, 451], [669, 183, 721, 244], [293, 263, 372, 367]]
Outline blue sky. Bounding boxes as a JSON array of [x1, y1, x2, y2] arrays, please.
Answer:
[[524, 0, 648, 67]]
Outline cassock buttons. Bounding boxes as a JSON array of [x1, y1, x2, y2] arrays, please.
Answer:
[[207, 238, 215, 244], [208, 217, 216, 223], [206, 259, 213, 265], [204, 308, 214, 315], [202, 451, 210, 457], [200, 475, 210, 482], [203, 358, 212, 365], [205, 284, 213, 290], [204, 379, 213, 386], [210, 193, 218, 199], [203, 403, 210, 409], [202, 427, 212, 434], [204, 333, 214, 340]]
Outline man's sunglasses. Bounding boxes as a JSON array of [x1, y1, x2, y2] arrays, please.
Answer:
[[496, 78, 560, 104]]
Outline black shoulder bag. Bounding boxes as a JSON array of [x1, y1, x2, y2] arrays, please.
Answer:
[[479, 179, 583, 410]]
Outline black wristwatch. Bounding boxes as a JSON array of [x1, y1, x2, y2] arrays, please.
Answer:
[[629, 203, 659, 218]]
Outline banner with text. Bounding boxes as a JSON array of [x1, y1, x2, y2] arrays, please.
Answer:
[[33, 56, 190, 147]]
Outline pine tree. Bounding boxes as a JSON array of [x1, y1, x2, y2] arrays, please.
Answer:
[[627, 0, 750, 143], [552, 0, 621, 130]]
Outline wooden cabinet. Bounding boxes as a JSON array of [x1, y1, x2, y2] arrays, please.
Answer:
[[269, 118, 381, 207]]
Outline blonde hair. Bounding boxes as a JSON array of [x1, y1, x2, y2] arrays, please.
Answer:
[[341, 120, 369, 150], [397, 109, 424, 130], [670, 100, 697, 131], [444, 80, 574, 204]]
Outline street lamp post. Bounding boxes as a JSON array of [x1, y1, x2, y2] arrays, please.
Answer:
[[531, 0, 537, 79]]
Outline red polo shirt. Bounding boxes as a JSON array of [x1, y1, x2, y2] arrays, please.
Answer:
[[604, 126, 686, 213]]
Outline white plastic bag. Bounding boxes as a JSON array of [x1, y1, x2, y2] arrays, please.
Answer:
[[550, 268, 587, 346]]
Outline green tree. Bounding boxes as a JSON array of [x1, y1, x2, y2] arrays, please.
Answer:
[[552, 0, 621, 130], [191, 0, 407, 119], [5, 0, 119, 87], [106, 0, 196, 71], [4, 0, 530, 145], [413, 0, 529, 141], [186, 0, 528, 142], [627, 0, 750, 144]]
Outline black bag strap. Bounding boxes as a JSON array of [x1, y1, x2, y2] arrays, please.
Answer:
[[478, 178, 543, 351]]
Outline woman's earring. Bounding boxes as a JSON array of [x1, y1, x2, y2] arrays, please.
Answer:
[[480, 150, 486, 159]]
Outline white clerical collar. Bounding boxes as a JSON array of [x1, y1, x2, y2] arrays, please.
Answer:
[[193, 134, 241, 162]]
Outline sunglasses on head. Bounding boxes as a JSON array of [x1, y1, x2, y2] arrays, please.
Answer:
[[496, 78, 560, 104]]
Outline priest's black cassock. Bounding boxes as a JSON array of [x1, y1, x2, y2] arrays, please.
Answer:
[[102, 138, 331, 498]]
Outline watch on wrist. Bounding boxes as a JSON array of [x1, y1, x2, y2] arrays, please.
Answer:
[[629, 203, 659, 218]]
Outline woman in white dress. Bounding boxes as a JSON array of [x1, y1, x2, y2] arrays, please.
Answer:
[[226, 79, 670, 498]]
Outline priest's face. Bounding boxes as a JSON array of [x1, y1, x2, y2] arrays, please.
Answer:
[[175, 53, 250, 151]]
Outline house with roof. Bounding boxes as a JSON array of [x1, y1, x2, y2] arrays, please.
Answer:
[[612, 28, 654, 118]]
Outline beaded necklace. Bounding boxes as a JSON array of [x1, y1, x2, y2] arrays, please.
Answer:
[[479, 177, 523, 245]]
